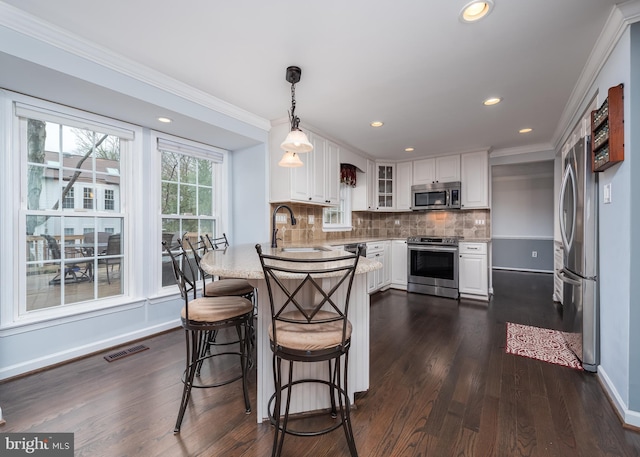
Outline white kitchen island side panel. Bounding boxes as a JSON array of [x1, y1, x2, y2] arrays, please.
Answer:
[[252, 273, 369, 423]]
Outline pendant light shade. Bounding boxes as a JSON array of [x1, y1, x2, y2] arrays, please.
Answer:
[[280, 129, 313, 153], [278, 151, 303, 168]]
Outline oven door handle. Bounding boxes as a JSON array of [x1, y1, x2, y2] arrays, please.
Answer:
[[408, 245, 458, 253]]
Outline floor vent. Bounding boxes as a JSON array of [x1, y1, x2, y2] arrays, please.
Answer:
[[104, 344, 149, 362]]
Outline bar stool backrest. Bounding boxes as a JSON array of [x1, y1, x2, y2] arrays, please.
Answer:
[[255, 244, 362, 353], [162, 241, 198, 305]]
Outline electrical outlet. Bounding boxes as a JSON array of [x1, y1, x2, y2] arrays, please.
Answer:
[[532, 251, 538, 258], [308, 215, 314, 224], [395, 219, 400, 225]]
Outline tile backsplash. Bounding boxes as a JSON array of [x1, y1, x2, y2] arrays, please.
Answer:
[[271, 203, 490, 244]]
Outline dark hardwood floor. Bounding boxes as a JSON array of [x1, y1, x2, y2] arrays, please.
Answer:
[[2, 270, 640, 456]]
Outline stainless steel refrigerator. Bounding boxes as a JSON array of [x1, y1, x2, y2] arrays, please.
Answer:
[[558, 136, 599, 372]]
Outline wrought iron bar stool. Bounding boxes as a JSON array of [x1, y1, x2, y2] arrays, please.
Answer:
[[186, 234, 257, 361], [163, 241, 253, 433], [255, 244, 363, 457]]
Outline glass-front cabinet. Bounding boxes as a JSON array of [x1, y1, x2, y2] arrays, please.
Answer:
[[376, 163, 395, 210]]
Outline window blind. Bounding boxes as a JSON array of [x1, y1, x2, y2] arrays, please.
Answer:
[[14, 102, 135, 140], [157, 138, 224, 163]]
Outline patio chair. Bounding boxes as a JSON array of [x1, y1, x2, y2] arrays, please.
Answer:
[[44, 235, 91, 285]]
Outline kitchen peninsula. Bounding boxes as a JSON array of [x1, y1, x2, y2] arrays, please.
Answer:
[[200, 243, 381, 423]]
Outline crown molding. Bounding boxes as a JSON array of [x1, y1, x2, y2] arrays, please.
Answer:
[[490, 142, 554, 158], [0, 1, 271, 132], [552, 1, 640, 149]]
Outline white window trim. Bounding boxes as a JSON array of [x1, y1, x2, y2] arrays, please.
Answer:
[[152, 130, 229, 296], [323, 184, 353, 232], [1, 90, 140, 330]]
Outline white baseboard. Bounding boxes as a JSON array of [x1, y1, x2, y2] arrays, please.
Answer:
[[0, 320, 180, 381], [598, 365, 640, 428]]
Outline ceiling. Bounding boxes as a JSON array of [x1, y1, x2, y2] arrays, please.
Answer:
[[0, 0, 622, 160]]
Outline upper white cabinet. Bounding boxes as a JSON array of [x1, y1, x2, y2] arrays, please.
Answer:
[[366, 159, 376, 210], [460, 150, 488, 209], [352, 158, 375, 211], [395, 162, 412, 211], [307, 132, 339, 205], [435, 155, 461, 182], [413, 155, 460, 185], [412, 158, 435, 185], [375, 163, 395, 210], [269, 122, 340, 206]]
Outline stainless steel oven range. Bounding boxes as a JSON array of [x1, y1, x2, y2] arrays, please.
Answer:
[[407, 236, 460, 299]]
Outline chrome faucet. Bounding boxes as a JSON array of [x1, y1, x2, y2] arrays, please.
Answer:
[[271, 204, 297, 248]]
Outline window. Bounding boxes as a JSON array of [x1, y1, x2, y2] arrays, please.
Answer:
[[158, 137, 224, 287], [323, 184, 352, 232], [83, 187, 94, 209], [18, 101, 131, 315], [104, 189, 114, 210], [62, 186, 74, 208]]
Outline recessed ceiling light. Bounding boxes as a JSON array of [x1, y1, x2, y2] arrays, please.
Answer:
[[460, 0, 494, 23], [519, 128, 533, 133], [370, 121, 384, 128], [483, 97, 501, 106], [158, 117, 173, 123], [405, 147, 415, 152]]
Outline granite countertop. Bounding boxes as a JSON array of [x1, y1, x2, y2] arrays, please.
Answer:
[[200, 242, 382, 280], [325, 237, 491, 245]]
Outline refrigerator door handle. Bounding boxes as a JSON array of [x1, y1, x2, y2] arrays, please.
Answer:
[[559, 162, 577, 253], [558, 268, 582, 285]]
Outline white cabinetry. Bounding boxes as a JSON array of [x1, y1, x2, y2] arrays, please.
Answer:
[[269, 122, 340, 206], [367, 241, 390, 293], [366, 159, 376, 210], [459, 242, 488, 300], [413, 155, 460, 185], [396, 162, 412, 211], [307, 133, 339, 205], [353, 159, 376, 211], [391, 239, 408, 289], [460, 151, 489, 209], [375, 163, 395, 210]]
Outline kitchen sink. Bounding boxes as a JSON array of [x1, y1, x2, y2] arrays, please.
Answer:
[[281, 246, 331, 253]]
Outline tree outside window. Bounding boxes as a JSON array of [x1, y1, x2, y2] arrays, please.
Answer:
[[23, 114, 126, 313], [160, 148, 219, 287]]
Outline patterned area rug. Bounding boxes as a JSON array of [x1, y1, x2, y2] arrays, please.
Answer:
[[505, 322, 583, 370]]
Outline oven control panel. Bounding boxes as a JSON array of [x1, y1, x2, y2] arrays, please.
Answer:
[[407, 236, 460, 246]]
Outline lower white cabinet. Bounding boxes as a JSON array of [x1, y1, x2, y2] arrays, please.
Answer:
[[391, 239, 407, 289], [459, 242, 488, 300], [367, 241, 390, 293]]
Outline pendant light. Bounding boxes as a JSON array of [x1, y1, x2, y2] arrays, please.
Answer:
[[280, 66, 313, 154], [278, 151, 303, 167]]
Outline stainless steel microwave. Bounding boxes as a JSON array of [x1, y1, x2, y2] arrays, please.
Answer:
[[410, 181, 461, 210]]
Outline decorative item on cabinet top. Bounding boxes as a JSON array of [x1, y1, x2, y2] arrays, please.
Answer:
[[591, 84, 624, 172]]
